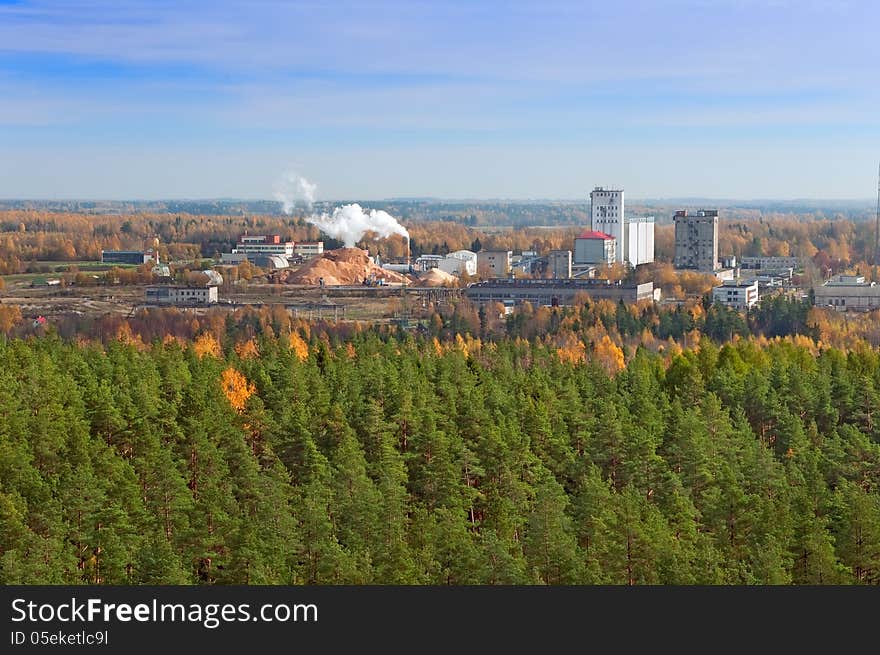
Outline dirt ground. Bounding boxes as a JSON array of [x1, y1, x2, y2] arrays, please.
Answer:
[[1, 284, 143, 317], [0, 278, 437, 323]]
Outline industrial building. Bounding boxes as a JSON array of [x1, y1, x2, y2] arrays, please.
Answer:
[[236, 235, 295, 257], [589, 187, 654, 266], [145, 285, 218, 305], [747, 267, 794, 285], [477, 250, 512, 278], [739, 256, 800, 270], [674, 209, 719, 271], [512, 252, 543, 276], [220, 234, 298, 265], [571, 265, 598, 279], [414, 255, 443, 271], [145, 266, 222, 306], [257, 255, 291, 270], [220, 251, 248, 265], [627, 216, 655, 267], [590, 188, 624, 258], [220, 235, 323, 267], [440, 250, 477, 276], [754, 269, 793, 290], [221, 252, 290, 269], [813, 274, 880, 311], [293, 242, 324, 259], [415, 251, 477, 277], [101, 250, 154, 265], [101, 237, 161, 266], [548, 250, 572, 279], [465, 278, 656, 306], [574, 230, 616, 265], [712, 278, 759, 310]]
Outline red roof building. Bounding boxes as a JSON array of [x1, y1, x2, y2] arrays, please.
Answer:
[[577, 230, 615, 240], [574, 230, 617, 265]]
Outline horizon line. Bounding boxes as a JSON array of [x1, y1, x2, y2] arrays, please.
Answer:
[[0, 196, 875, 205]]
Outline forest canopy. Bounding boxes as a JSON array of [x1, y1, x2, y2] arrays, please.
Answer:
[[1, 325, 879, 585]]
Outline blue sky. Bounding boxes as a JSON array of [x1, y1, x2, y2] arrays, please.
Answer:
[[0, 0, 878, 200]]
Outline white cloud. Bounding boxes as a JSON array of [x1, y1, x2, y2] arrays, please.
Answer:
[[0, 0, 877, 199]]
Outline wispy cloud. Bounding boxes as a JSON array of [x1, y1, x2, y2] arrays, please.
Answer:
[[0, 0, 878, 198]]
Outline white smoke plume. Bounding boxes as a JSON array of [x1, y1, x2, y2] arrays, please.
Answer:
[[308, 203, 409, 248], [274, 172, 317, 214]]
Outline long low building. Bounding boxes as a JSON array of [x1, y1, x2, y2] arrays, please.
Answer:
[[220, 252, 291, 269], [294, 242, 324, 258], [464, 278, 656, 306], [146, 285, 218, 305], [102, 250, 153, 265], [813, 274, 880, 311], [739, 256, 800, 270]]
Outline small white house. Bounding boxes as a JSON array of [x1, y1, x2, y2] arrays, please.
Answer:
[[712, 279, 759, 310]]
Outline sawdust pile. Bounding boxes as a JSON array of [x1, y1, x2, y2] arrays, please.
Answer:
[[419, 268, 459, 287], [281, 248, 411, 286]]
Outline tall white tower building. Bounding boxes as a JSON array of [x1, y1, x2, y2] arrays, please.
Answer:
[[590, 187, 625, 263], [590, 187, 654, 266]]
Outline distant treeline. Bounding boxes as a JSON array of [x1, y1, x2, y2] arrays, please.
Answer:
[[0, 198, 873, 223], [1, 207, 878, 280]]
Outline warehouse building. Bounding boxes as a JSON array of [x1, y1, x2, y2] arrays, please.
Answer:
[[101, 250, 153, 265], [293, 242, 324, 259], [465, 278, 656, 306], [739, 256, 801, 270], [145, 285, 218, 305], [220, 252, 290, 269], [813, 274, 880, 311]]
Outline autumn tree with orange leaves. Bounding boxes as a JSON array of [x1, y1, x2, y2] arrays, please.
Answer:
[[220, 366, 256, 413], [593, 334, 625, 375]]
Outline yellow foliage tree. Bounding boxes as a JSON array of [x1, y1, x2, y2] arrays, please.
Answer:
[[557, 337, 586, 364], [193, 332, 221, 358], [115, 322, 145, 349], [787, 333, 818, 355], [289, 332, 309, 361], [235, 338, 260, 360], [221, 367, 256, 413], [463, 334, 482, 354], [0, 305, 22, 333], [593, 335, 625, 375]]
